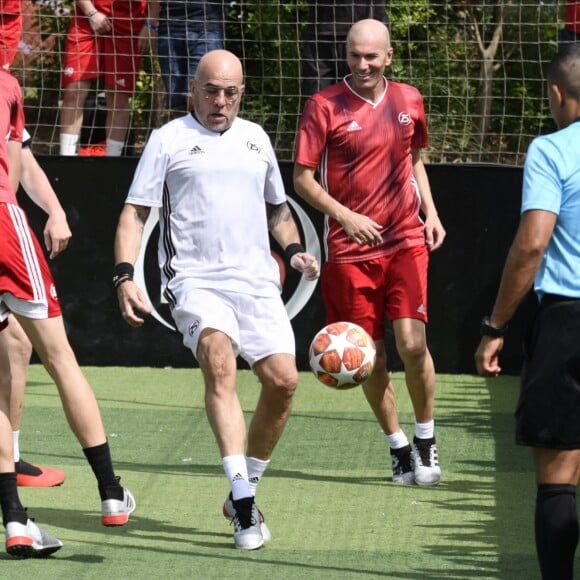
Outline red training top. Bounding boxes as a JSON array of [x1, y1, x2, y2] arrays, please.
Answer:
[[295, 77, 428, 263], [0, 70, 24, 203]]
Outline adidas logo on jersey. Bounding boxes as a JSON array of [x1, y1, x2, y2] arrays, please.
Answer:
[[347, 120, 362, 132], [417, 303, 426, 314], [189, 145, 205, 155]]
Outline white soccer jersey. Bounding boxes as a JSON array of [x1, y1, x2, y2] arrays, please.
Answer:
[[126, 114, 286, 300]]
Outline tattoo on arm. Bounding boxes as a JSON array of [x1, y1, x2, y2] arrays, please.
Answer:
[[266, 202, 292, 231]]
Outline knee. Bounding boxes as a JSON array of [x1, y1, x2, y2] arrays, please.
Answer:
[[397, 339, 428, 366], [265, 368, 298, 402], [12, 336, 33, 364]]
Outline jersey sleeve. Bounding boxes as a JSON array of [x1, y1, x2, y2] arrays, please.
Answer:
[[410, 90, 429, 150], [126, 128, 168, 207], [521, 137, 561, 215], [9, 80, 24, 143], [294, 97, 328, 168], [262, 129, 287, 205], [22, 128, 32, 149]]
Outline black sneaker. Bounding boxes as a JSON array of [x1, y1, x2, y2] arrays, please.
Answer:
[[413, 437, 441, 486], [390, 444, 415, 485]]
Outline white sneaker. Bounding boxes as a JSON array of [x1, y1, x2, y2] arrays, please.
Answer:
[[223, 492, 271, 542], [413, 437, 441, 486], [228, 496, 264, 550], [101, 486, 136, 526], [5, 519, 63, 558]]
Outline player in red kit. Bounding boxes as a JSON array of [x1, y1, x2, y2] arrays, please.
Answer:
[[294, 18, 446, 486], [59, 0, 153, 156], [0, 70, 135, 557]]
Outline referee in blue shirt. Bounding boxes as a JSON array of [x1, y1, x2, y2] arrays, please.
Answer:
[[475, 43, 580, 580]]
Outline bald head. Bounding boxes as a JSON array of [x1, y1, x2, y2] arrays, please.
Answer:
[[347, 19, 391, 53], [191, 49, 245, 133], [344, 19, 393, 102], [196, 49, 244, 85]]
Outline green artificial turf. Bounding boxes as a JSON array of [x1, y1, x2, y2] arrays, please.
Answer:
[[1, 366, 555, 578]]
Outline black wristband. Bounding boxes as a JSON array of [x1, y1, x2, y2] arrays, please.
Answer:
[[480, 315, 508, 337], [284, 243, 305, 265], [113, 262, 134, 289]]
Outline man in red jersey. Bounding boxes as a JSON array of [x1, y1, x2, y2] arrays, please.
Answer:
[[294, 18, 446, 486], [0, 0, 21, 71], [0, 70, 135, 557], [1, 4, 70, 487], [59, 0, 154, 155]]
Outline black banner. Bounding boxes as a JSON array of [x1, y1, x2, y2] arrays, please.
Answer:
[[18, 158, 534, 375]]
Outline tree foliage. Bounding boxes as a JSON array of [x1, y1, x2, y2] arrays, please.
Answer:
[[19, 0, 564, 163]]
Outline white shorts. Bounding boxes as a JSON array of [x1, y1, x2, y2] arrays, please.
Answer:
[[171, 285, 296, 367]]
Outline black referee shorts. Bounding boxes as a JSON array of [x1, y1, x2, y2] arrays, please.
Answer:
[[516, 294, 580, 449]]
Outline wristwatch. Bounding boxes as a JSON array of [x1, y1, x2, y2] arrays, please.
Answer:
[[480, 316, 508, 337]]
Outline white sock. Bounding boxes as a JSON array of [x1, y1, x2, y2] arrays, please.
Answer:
[[246, 456, 270, 497], [106, 138, 124, 156], [385, 430, 409, 450], [13, 430, 20, 463], [60, 133, 79, 155], [222, 454, 251, 500], [415, 420, 435, 440]]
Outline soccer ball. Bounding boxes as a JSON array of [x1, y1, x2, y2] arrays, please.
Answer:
[[309, 322, 376, 389]]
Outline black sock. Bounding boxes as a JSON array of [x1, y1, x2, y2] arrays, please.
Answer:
[[0, 473, 27, 526], [15, 460, 42, 476], [83, 442, 123, 501], [535, 483, 578, 580]]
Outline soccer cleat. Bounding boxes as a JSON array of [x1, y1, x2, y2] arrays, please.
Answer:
[[390, 444, 415, 485], [5, 519, 63, 558], [16, 460, 66, 488], [101, 486, 136, 526], [413, 437, 441, 486], [223, 492, 271, 543], [229, 496, 264, 550]]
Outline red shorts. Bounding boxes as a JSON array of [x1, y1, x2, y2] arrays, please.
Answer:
[[0, 203, 62, 328], [321, 244, 429, 340], [61, 4, 146, 93], [0, 12, 22, 70]]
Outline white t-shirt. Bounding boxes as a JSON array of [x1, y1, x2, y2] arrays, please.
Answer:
[[126, 114, 286, 298]]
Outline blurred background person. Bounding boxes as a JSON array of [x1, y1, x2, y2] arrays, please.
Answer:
[[59, 0, 153, 156], [559, 1, 580, 48], [301, 1, 389, 96], [148, 1, 225, 118], [0, 0, 21, 71]]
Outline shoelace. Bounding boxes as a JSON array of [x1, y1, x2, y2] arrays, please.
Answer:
[[416, 443, 436, 466], [232, 509, 258, 531]]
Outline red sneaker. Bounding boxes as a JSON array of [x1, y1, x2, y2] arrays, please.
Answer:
[[16, 460, 66, 487]]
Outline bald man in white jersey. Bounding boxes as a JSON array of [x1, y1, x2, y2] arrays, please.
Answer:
[[114, 49, 319, 551]]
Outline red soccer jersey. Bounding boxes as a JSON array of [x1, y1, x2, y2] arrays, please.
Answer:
[[0, 0, 22, 68], [0, 70, 24, 203], [295, 78, 428, 263], [89, 0, 147, 19], [566, 1, 580, 33], [0, 0, 21, 15]]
